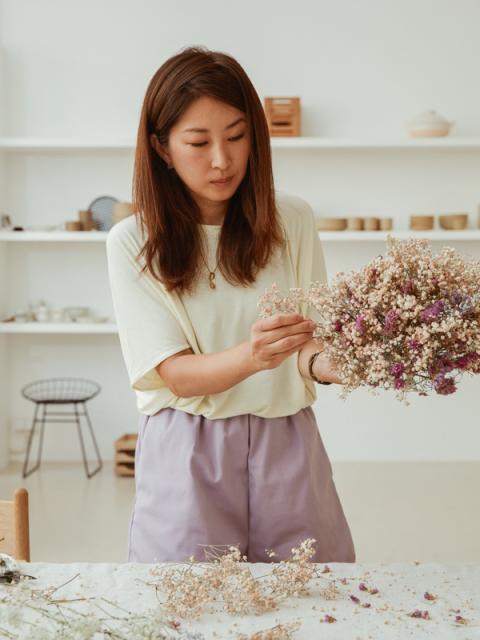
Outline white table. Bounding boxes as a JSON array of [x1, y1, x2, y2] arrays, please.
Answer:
[[3, 560, 479, 639]]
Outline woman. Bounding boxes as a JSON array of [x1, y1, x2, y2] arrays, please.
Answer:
[[106, 45, 355, 564]]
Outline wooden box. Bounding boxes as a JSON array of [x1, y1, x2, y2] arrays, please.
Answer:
[[114, 433, 137, 477], [264, 97, 301, 137]]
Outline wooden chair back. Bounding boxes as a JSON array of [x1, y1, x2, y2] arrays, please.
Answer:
[[0, 488, 30, 561]]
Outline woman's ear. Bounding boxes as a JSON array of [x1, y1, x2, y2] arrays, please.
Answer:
[[150, 133, 171, 166]]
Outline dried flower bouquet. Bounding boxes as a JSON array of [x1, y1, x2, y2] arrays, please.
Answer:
[[257, 236, 480, 405]]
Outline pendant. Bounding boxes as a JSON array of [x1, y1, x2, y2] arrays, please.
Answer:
[[208, 271, 216, 289]]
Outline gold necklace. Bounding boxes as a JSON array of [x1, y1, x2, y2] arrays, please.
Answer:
[[200, 252, 220, 289]]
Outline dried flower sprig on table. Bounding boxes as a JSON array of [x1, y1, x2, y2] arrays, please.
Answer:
[[151, 538, 337, 622], [257, 236, 480, 405], [236, 620, 302, 639]]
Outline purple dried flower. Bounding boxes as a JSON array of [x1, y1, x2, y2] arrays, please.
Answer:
[[355, 314, 366, 335], [450, 290, 464, 306], [384, 309, 400, 336], [389, 362, 405, 378], [433, 372, 457, 395], [322, 614, 337, 623], [407, 338, 422, 351], [333, 319, 343, 333], [401, 280, 415, 295], [420, 300, 445, 322], [393, 377, 406, 389], [408, 609, 431, 619], [455, 352, 480, 371], [434, 353, 455, 374]]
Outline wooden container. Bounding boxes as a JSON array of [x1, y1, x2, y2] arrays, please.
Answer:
[[379, 217, 393, 231], [364, 217, 380, 231], [65, 221, 82, 231], [112, 202, 134, 225], [438, 213, 468, 230], [346, 217, 364, 231], [410, 215, 434, 230], [114, 433, 137, 477], [264, 97, 300, 137], [315, 217, 347, 231], [78, 209, 94, 231]]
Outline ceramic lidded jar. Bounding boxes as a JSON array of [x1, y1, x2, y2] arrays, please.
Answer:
[[406, 110, 454, 138]]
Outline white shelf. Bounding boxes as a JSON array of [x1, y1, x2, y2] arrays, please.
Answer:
[[1, 136, 480, 152], [0, 230, 109, 242], [317, 229, 480, 241], [0, 138, 136, 151], [1, 229, 480, 243], [271, 137, 480, 150], [0, 322, 117, 334]]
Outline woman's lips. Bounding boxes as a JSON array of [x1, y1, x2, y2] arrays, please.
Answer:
[[210, 176, 233, 184]]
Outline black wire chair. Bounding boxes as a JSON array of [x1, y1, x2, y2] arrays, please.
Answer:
[[21, 378, 103, 478]]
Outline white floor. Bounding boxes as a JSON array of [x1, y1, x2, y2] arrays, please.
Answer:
[[1, 460, 479, 563]]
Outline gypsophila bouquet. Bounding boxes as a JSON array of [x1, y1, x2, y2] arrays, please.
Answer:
[[257, 236, 480, 406]]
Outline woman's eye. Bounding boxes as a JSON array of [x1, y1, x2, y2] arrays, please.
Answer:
[[189, 133, 245, 148]]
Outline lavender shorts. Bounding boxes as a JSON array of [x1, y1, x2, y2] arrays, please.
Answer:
[[127, 405, 355, 563]]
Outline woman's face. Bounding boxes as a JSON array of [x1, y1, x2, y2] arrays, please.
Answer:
[[151, 96, 251, 222]]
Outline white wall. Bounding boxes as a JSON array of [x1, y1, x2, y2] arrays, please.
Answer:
[[1, 0, 480, 463], [0, 43, 8, 467], [2, 0, 480, 138]]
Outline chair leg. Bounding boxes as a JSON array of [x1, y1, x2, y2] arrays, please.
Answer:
[[74, 402, 102, 478], [22, 403, 47, 478], [37, 404, 47, 467]]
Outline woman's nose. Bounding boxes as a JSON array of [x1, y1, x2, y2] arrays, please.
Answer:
[[211, 143, 231, 170]]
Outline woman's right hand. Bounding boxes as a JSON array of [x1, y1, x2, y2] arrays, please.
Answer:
[[248, 313, 316, 372]]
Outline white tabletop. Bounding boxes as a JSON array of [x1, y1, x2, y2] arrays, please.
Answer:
[[6, 560, 479, 639]]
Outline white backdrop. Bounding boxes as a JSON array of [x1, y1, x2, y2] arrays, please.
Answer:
[[1, 0, 479, 464]]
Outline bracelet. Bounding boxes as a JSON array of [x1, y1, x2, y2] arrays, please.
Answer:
[[308, 351, 332, 385]]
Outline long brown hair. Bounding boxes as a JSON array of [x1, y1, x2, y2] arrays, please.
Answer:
[[132, 45, 286, 295]]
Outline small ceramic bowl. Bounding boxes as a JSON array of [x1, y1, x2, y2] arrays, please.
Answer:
[[406, 110, 454, 138], [64, 307, 90, 321]]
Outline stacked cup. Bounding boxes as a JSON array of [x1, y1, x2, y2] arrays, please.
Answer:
[[65, 210, 95, 231], [112, 202, 134, 225]]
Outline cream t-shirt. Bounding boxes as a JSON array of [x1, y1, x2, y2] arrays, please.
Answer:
[[105, 189, 328, 419]]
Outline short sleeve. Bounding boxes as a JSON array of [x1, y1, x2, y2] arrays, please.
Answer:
[[289, 196, 329, 318], [106, 220, 191, 392]]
